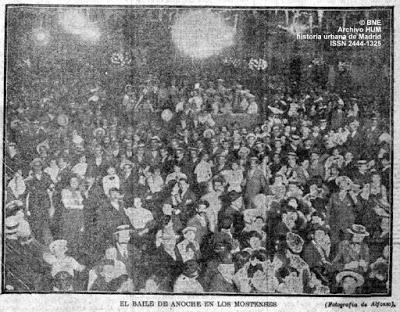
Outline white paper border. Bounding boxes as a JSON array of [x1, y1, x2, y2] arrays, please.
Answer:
[[0, 1, 398, 311]]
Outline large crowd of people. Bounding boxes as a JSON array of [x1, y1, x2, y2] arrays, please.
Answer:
[[4, 72, 391, 294]]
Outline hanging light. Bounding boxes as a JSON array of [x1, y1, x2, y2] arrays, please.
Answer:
[[59, 8, 101, 42], [32, 27, 50, 46]]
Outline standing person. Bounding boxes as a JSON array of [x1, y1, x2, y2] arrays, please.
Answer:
[[326, 176, 360, 253], [244, 156, 268, 209], [122, 84, 136, 123], [60, 176, 85, 255], [25, 158, 53, 245], [97, 188, 131, 251]]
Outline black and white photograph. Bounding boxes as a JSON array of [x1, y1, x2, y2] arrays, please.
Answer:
[[0, 1, 396, 308]]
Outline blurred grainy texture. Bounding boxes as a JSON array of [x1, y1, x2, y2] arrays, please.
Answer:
[[2, 6, 393, 297]]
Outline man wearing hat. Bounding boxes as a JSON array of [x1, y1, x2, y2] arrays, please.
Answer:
[[87, 145, 109, 184], [175, 227, 201, 264], [352, 160, 370, 186], [113, 224, 142, 289], [326, 176, 360, 252], [187, 200, 211, 246], [345, 117, 364, 155], [244, 155, 268, 209], [145, 136, 162, 167], [283, 134, 301, 156], [302, 224, 333, 283], [97, 188, 131, 248]]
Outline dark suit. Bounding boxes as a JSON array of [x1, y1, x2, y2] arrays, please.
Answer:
[[87, 157, 108, 183]]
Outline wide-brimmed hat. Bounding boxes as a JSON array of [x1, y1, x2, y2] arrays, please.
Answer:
[[290, 134, 301, 142], [246, 133, 256, 140], [114, 224, 133, 235], [335, 176, 353, 187], [5, 216, 19, 235], [238, 146, 250, 155], [286, 232, 304, 254], [93, 127, 106, 137], [36, 140, 50, 154], [161, 109, 173, 122], [203, 129, 215, 138], [182, 226, 197, 235], [335, 270, 364, 287], [30, 157, 44, 168], [347, 224, 369, 237]]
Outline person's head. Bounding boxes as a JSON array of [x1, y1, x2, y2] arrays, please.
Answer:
[[348, 224, 369, 243], [371, 173, 381, 184], [182, 260, 199, 278], [249, 156, 258, 168], [310, 151, 319, 162], [53, 271, 74, 291], [123, 163, 133, 174], [173, 164, 181, 173], [344, 151, 353, 162], [105, 246, 117, 260], [250, 250, 267, 266], [107, 166, 116, 176], [197, 200, 209, 214], [304, 139, 313, 149], [176, 148, 184, 159], [8, 142, 17, 153], [287, 197, 298, 210], [179, 178, 189, 190], [248, 231, 262, 249], [273, 153, 280, 163], [213, 177, 225, 192], [338, 273, 363, 294], [349, 119, 360, 132], [101, 264, 115, 282], [332, 147, 340, 157], [331, 166, 340, 177], [217, 154, 226, 165], [109, 188, 121, 201], [162, 202, 173, 215], [94, 145, 103, 157], [31, 158, 43, 173], [183, 227, 196, 242], [233, 251, 251, 270], [133, 197, 142, 209], [144, 275, 160, 292], [381, 154, 390, 167], [69, 176, 80, 190], [282, 209, 298, 229], [49, 240, 68, 258]]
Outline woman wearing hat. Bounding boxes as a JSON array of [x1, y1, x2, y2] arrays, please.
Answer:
[[335, 270, 365, 294], [332, 224, 370, 274]]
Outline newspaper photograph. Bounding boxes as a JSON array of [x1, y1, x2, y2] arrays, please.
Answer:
[[0, 1, 398, 311]]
